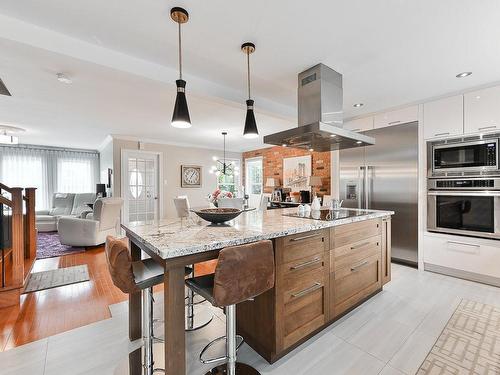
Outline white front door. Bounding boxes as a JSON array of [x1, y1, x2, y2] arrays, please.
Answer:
[[121, 150, 160, 224]]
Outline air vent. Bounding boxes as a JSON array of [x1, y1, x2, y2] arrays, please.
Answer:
[[445, 137, 468, 144], [0, 79, 11, 96], [462, 136, 480, 142], [483, 132, 500, 139], [446, 172, 463, 177], [463, 171, 481, 176]]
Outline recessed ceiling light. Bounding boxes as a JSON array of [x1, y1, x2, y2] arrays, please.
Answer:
[[56, 73, 72, 84], [356, 141, 363, 144], [330, 134, 336, 138], [281, 144, 287, 147], [309, 148, 314, 152], [456, 71, 472, 78], [353, 103, 364, 108]]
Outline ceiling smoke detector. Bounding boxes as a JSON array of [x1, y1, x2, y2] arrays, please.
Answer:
[[56, 73, 72, 84]]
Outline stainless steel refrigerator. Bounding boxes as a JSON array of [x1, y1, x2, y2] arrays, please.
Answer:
[[339, 122, 418, 265]]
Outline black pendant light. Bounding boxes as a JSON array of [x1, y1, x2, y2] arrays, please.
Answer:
[[241, 42, 258, 138], [170, 7, 191, 129]]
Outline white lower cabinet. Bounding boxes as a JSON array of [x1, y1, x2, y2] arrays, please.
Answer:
[[423, 233, 500, 279]]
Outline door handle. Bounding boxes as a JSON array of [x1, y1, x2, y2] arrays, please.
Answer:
[[291, 282, 322, 299], [478, 125, 497, 131], [351, 260, 369, 272], [388, 121, 401, 125], [434, 132, 450, 137], [290, 233, 320, 242], [290, 257, 322, 270], [350, 241, 372, 250]]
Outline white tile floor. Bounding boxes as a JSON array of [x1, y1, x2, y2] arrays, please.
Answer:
[[1, 264, 500, 375]]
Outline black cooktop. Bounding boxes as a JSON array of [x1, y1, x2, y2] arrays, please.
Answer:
[[283, 209, 370, 221]]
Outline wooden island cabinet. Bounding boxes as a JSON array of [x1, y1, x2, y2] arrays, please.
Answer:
[[236, 217, 392, 363]]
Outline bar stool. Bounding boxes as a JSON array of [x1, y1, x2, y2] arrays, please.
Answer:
[[174, 196, 214, 331], [186, 240, 275, 375], [105, 236, 168, 375]]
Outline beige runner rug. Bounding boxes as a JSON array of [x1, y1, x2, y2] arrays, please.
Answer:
[[23, 265, 90, 293], [418, 299, 500, 374]]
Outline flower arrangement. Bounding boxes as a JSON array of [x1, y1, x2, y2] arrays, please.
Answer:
[[208, 189, 233, 207]]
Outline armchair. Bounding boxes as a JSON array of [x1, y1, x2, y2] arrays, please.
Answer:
[[58, 198, 124, 247]]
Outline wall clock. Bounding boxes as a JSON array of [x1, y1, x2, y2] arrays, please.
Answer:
[[181, 165, 202, 188]]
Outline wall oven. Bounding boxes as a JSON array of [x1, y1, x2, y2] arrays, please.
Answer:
[[427, 178, 500, 239], [428, 134, 500, 177]]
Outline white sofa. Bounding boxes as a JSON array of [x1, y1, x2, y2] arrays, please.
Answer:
[[36, 193, 97, 232], [58, 198, 124, 247]]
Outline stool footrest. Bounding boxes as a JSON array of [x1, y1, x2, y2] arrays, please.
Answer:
[[199, 335, 244, 364]]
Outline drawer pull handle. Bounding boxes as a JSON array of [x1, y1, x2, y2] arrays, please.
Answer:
[[291, 282, 322, 299], [478, 125, 497, 131], [290, 258, 322, 270], [290, 233, 320, 242], [434, 132, 450, 137], [388, 120, 401, 125], [350, 241, 371, 250], [351, 260, 369, 272]]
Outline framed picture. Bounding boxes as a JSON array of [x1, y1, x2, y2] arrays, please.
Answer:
[[283, 155, 311, 191], [181, 165, 202, 188]]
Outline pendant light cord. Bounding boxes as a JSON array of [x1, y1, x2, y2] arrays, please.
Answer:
[[178, 22, 183, 80], [246, 50, 251, 100]]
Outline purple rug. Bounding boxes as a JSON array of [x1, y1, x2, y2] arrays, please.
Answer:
[[37, 232, 85, 259]]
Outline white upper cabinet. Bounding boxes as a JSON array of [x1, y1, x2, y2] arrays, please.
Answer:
[[423, 95, 464, 139], [343, 117, 374, 132], [374, 106, 418, 129], [464, 86, 500, 134]]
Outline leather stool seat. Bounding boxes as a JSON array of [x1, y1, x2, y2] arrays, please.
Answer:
[[184, 274, 215, 306], [186, 240, 275, 375]]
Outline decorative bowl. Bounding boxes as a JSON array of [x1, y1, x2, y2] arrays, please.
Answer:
[[191, 208, 243, 224]]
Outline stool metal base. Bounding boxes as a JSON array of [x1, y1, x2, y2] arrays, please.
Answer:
[[114, 343, 165, 375], [185, 303, 214, 331], [204, 362, 260, 375]]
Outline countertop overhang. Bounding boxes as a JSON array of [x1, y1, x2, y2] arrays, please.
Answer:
[[121, 208, 394, 260]]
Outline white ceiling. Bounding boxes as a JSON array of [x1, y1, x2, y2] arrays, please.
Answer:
[[0, 0, 500, 150]]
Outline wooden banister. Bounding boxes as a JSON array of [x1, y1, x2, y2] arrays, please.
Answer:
[[24, 188, 37, 269], [0, 184, 36, 308]]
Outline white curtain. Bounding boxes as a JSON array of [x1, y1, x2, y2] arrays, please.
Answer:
[[0, 146, 99, 210]]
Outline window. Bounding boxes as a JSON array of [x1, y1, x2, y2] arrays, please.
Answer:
[[57, 158, 96, 193], [216, 159, 240, 194], [0, 146, 99, 210], [245, 157, 263, 194]]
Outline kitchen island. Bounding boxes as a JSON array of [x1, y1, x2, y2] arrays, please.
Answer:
[[122, 207, 393, 374]]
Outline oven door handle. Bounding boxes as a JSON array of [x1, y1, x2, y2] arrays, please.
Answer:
[[427, 191, 500, 197]]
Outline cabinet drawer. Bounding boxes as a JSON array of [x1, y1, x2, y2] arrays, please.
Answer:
[[277, 230, 327, 265], [332, 253, 381, 317], [331, 219, 381, 248], [281, 252, 325, 279], [283, 279, 326, 348], [283, 266, 325, 304], [332, 235, 381, 272]]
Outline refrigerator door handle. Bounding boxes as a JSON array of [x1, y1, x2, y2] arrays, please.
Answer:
[[366, 166, 373, 209], [359, 166, 366, 209]]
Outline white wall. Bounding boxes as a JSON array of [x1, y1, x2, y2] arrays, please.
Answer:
[[99, 138, 114, 194], [112, 138, 241, 219]]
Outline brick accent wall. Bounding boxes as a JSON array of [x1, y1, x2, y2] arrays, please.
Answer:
[[242, 146, 331, 196]]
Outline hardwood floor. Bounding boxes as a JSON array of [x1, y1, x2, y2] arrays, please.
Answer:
[[0, 246, 217, 352]]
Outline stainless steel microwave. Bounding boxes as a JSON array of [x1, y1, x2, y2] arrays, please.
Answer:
[[428, 135, 500, 177]]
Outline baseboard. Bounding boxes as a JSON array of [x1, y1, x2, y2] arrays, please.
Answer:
[[424, 262, 500, 287]]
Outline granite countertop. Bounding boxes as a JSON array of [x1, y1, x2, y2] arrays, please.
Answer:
[[122, 208, 394, 260]]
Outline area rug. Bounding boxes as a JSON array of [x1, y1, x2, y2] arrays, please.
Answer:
[[418, 299, 500, 374], [23, 265, 90, 293], [37, 232, 85, 259]]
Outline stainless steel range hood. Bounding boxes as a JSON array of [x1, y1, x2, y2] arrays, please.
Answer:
[[264, 64, 375, 151]]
